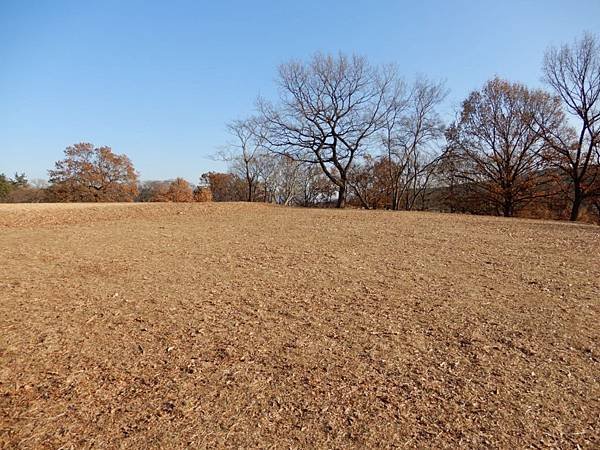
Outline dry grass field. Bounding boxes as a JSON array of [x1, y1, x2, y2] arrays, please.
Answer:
[[1, 203, 599, 448]]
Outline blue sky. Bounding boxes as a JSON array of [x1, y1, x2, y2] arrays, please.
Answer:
[[1, 0, 599, 182]]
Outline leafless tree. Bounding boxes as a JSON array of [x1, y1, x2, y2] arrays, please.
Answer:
[[270, 155, 305, 205], [382, 77, 447, 210], [448, 78, 563, 217], [297, 164, 336, 206], [222, 118, 266, 202], [257, 53, 402, 208], [538, 32, 600, 220], [254, 151, 279, 203]]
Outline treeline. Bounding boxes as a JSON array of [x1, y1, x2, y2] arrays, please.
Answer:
[[2, 33, 599, 223], [215, 33, 600, 223], [0, 173, 48, 203], [0, 143, 213, 204]]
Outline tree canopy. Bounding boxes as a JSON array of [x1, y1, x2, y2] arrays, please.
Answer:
[[48, 143, 138, 202]]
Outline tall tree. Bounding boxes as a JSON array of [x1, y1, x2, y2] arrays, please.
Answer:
[[538, 33, 600, 220], [48, 143, 138, 202], [448, 78, 563, 217], [222, 118, 265, 202], [257, 53, 401, 208], [381, 77, 447, 210]]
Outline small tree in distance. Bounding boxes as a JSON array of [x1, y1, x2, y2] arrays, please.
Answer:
[[221, 118, 265, 202], [48, 143, 138, 202], [199, 172, 245, 202], [193, 185, 213, 202], [153, 178, 194, 202]]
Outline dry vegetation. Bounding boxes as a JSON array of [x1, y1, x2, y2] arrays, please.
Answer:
[[1, 203, 599, 448]]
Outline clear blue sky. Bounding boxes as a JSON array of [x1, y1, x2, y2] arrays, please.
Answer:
[[1, 0, 599, 182]]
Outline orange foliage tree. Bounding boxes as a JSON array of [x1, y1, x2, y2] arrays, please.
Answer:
[[150, 178, 194, 202], [48, 143, 138, 202], [193, 185, 213, 202], [200, 172, 245, 202]]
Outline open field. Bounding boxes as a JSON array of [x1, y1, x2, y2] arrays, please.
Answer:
[[1, 203, 599, 448]]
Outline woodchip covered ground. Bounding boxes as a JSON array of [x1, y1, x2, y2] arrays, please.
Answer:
[[1, 203, 599, 448]]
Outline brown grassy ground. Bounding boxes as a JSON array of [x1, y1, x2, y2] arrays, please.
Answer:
[[1, 203, 599, 449]]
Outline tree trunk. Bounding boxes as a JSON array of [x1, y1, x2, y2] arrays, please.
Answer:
[[352, 185, 370, 209], [391, 188, 399, 211], [336, 183, 346, 208], [502, 189, 514, 217], [570, 186, 583, 221], [502, 203, 513, 217], [246, 178, 253, 202]]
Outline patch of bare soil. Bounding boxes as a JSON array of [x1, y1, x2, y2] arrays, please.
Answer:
[[1, 203, 598, 448]]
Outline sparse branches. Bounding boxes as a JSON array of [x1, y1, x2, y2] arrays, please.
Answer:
[[222, 117, 268, 202], [539, 32, 600, 220], [447, 78, 562, 217], [380, 76, 447, 210], [257, 53, 403, 207]]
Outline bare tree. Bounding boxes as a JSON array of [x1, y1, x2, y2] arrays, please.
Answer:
[[257, 53, 401, 208], [382, 77, 447, 210], [255, 151, 279, 202], [222, 118, 265, 202], [297, 164, 336, 206], [448, 78, 563, 217], [270, 155, 305, 206], [539, 33, 600, 220]]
